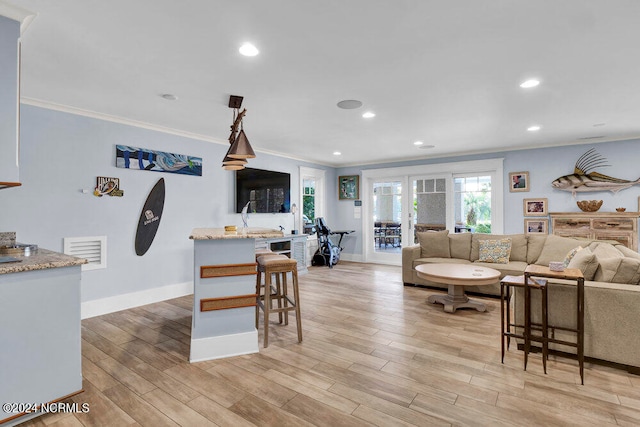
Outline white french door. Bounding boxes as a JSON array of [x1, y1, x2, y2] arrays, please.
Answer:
[[364, 176, 407, 265]]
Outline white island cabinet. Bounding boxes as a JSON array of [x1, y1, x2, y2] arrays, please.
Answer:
[[189, 227, 284, 362], [0, 249, 86, 426]]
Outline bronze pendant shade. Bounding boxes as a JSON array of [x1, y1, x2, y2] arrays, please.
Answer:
[[227, 129, 256, 159]]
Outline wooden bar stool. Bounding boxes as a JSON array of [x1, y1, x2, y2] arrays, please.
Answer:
[[255, 255, 302, 348], [500, 275, 548, 371]]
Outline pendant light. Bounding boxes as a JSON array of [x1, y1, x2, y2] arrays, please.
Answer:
[[222, 95, 256, 169]]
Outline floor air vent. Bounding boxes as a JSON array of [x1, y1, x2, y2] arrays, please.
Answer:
[[63, 236, 107, 271]]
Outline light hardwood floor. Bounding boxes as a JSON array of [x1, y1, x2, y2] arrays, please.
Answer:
[[22, 262, 640, 426]]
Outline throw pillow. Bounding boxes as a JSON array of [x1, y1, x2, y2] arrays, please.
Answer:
[[611, 258, 640, 285], [594, 257, 623, 282], [535, 235, 583, 266], [478, 238, 512, 264], [417, 230, 450, 258], [449, 232, 472, 259], [563, 246, 583, 267], [567, 246, 598, 280]]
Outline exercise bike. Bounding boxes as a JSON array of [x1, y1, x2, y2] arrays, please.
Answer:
[[311, 217, 354, 268]]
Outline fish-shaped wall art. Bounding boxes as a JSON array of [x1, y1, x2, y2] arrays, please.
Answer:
[[552, 148, 640, 195]]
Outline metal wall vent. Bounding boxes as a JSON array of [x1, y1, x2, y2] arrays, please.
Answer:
[[63, 236, 107, 271]]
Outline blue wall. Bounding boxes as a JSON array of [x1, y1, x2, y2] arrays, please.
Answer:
[[0, 105, 332, 303], [1, 104, 638, 307], [334, 139, 640, 256]]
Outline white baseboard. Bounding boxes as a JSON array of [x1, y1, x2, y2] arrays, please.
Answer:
[[190, 330, 259, 362], [81, 281, 192, 319], [340, 253, 364, 263]]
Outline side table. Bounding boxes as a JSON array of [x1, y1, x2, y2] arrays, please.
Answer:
[[524, 265, 585, 385], [500, 275, 548, 364]]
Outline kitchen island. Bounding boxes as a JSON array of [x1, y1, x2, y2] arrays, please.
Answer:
[[189, 227, 284, 362], [0, 243, 86, 426]]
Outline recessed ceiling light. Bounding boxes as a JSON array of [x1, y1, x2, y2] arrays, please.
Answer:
[[527, 125, 541, 131], [333, 151, 342, 156], [239, 42, 259, 57], [362, 111, 375, 119], [418, 144, 435, 149], [160, 93, 178, 101], [413, 141, 424, 146], [337, 100, 363, 109], [520, 79, 540, 88]]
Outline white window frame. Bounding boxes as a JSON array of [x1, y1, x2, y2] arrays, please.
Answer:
[[299, 166, 326, 238]]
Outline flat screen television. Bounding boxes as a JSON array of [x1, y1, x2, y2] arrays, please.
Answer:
[[236, 167, 291, 213]]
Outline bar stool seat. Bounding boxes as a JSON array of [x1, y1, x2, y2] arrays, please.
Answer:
[[500, 275, 548, 372], [255, 248, 274, 259], [255, 255, 302, 348]]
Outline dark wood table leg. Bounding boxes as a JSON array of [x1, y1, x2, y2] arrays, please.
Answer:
[[578, 277, 584, 385], [524, 273, 531, 371]]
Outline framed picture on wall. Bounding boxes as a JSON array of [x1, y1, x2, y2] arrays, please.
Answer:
[[523, 198, 548, 216], [338, 175, 360, 200], [524, 218, 548, 235], [509, 171, 529, 192]]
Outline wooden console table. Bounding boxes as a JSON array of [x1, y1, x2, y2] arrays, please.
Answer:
[[550, 211, 640, 250]]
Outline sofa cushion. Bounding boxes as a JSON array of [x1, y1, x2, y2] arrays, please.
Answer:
[[615, 245, 640, 261], [526, 235, 547, 264], [471, 234, 527, 262], [449, 233, 472, 259], [478, 238, 511, 264], [612, 258, 640, 285], [591, 242, 624, 260], [567, 246, 598, 280], [590, 243, 640, 285], [417, 230, 451, 258], [535, 235, 583, 266]]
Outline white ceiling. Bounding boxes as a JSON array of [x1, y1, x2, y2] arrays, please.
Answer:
[[5, 0, 640, 166]]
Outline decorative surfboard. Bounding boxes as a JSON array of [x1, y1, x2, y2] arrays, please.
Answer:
[[135, 178, 165, 256]]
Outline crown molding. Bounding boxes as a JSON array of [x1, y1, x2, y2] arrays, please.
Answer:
[[21, 97, 230, 146], [0, 1, 36, 34], [21, 97, 335, 167]]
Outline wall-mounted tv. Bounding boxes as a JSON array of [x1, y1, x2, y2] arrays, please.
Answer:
[[236, 167, 291, 213]]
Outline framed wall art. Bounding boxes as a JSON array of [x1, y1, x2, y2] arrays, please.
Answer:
[[524, 218, 548, 235], [116, 145, 202, 176], [523, 198, 548, 216], [509, 171, 529, 192], [338, 175, 359, 200]]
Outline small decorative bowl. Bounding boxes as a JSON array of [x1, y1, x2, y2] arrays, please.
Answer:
[[576, 200, 603, 212], [616, 207, 626, 212]]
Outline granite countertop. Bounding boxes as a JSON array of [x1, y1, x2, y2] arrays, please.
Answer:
[[0, 248, 88, 275], [190, 227, 285, 240]]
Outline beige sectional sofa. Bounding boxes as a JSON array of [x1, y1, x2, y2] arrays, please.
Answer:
[[402, 231, 640, 370]]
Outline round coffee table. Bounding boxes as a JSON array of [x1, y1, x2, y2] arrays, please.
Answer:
[[415, 263, 500, 313]]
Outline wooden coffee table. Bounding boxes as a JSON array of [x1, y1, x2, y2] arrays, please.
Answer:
[[415, 263, 500, 313]]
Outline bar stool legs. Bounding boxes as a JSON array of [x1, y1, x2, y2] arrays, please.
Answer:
[[255, 255, 302, 348]]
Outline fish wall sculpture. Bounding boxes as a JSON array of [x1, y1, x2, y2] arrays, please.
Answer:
[[552, 148, 640, 195]]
